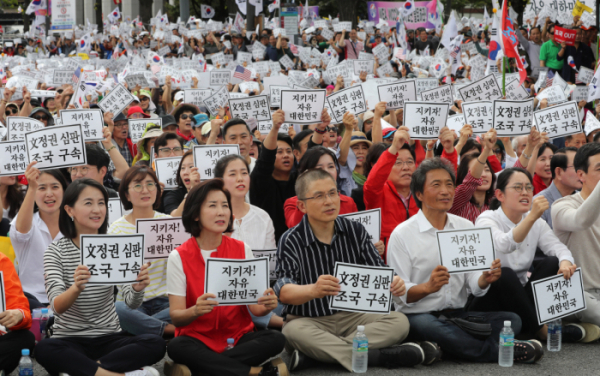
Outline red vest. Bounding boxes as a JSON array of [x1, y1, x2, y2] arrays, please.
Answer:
[[175, 236, 255, 353]]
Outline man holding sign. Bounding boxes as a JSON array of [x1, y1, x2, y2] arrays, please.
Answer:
[[276, 169, 435, 372]]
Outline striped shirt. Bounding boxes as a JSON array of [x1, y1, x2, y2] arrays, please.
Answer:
[[109, 212, 171, 302], [274, 215, 386, 318], [44, 237, 145, 338], [449, 171, 489, 223]]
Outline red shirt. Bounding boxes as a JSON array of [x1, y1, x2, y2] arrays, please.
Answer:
[[284, 195, 358, 229], [533, 173, 548, 195], [449, 170, 489, 223]]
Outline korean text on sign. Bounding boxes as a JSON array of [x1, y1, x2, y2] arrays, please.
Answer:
[[492, 99, 535, 137], [280, 90, 326, 124], [184, 89, 213, 108], [326, 85, 367, 123], [129, 119, 163, 145], [107, 197, 123, 226], [25, 124, 87, 170], [329, 262, 394, 314], [340, 209, 381, 243], [98, 84, 135, 119], [458, 74, 503, 102], [6, 117, 44, 141], [404, 101, 450, 140], [533, 101, 582, 139], [154, 156, 181, 190], [532, 268, 586, 325], [436, 227, 496, 274], [461, 101, 493, 134], [228, 95, 272, 122], [192, 144, 240, 180], [203, 86, 230, 116], [377, 81, 417, 110], [420, 84, 454, 104], [252, 250, 278, 280], [60, 109, 105, 142], [0, 141, 27, 176], [136, 217, 188, 260], [80, 234, 145, 285], [204, 257, 270, 306]]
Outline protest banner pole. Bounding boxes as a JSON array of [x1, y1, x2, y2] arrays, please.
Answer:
[[502, 56, 507, 97]]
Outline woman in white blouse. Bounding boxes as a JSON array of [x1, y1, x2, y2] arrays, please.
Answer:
[[471, 168, 597, 342], [214, 154, 283, 329]]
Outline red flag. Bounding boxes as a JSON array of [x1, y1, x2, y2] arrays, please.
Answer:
[[500, 1, 526, 85]]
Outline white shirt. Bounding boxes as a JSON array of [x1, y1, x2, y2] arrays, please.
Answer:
[[246, 157, 257, 204], [476, 208, 574, 286], [10, 212, 63, 303], [387, 210, 489, 314], [230, 205, 277, 250]]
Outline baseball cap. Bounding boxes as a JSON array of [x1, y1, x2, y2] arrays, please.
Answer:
[[382, 128, 396, 139], [127, 106, 150, 118], [193, 113, 210, 128], [363, 111, 375, 122], [174, 91, 185, 102]]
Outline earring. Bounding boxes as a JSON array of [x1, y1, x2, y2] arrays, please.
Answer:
[[71, 216, 74, 222]]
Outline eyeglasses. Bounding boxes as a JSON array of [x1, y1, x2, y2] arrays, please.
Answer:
[[68, 166, 91, 176], [130, 113, 145, 119], [508, 184, 534, 193], [493, 148, 502, 154], [158, 147, 183, 154], [5, 108, 17, 116], [130, 182, 157, 193], [33, 115, 48, 121], [300, 189, 339, 203], [394, 160, 415, 167], [179, 114, 193, 120]]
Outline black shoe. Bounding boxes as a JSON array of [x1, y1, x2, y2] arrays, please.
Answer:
[[563, 323, 585, 343], [379, 342, 424, 368], [286, 349, 317, 372], [259, 360, 289, 376], [419, 341, 442, 365], [514, 340, 543, 364]]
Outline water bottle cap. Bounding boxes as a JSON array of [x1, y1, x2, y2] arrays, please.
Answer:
[[504, 321, 511, 327], [22, 349, 30, 356], [357, 325, 365, 332], [41, 308, 49, 314], [227, 338, 234, 344]]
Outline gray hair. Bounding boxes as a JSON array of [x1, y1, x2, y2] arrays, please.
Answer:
[[511, 135, 527, 152], [295, 169, 336, 199], [410, 157, 456, 209]]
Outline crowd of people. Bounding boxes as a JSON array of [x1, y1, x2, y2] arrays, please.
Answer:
[[1, 4, 600, 376]]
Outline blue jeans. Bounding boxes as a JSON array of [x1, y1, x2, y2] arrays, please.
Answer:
[[406, 309, 522, 363], [115, 296, 172, 336], [248, 303, 284, 329]]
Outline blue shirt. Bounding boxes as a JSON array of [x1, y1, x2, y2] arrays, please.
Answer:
[[534, 181, 564, 229]]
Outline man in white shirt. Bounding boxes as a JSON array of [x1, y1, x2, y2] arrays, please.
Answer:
[[387, 141, 543, 364]]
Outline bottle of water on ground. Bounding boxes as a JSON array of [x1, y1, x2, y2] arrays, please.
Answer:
[[40, 308, 49, 340], [548, 319, 562, 351], [18, 349, 33, 376], [352, 325, 368, 373], [225, 338, 235, 351], [499, 320, 514, 367]]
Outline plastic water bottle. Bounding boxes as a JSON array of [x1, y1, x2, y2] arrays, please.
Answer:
[[352, 325, 368, 373], [548, 319, 562, 351], [18, 349, 33, 376], [225, 338, 235, 351], [499, 320, 514, 367], [40, 308, 49, 340]]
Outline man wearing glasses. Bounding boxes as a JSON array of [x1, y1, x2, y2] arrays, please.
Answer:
[[153, 132, 185, 159], [69, 144, 119, 198]]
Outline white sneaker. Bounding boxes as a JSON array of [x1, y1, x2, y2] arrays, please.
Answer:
[[125, 366, 159, 376], [59, 373, 70, 376]]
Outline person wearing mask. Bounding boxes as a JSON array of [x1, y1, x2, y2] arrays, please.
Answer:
[[70, 144, 119, 198], [539, 24, 564, 74], [558, 28, 595, 83], [172, 103, 200, 143]]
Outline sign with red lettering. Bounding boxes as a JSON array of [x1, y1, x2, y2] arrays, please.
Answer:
[[554, 26, 577, 46]]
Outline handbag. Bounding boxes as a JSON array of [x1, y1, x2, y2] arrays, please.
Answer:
[[439, 315, 492, 340]]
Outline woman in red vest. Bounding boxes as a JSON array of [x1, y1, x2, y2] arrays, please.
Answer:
[[166, 179, 287, 376]]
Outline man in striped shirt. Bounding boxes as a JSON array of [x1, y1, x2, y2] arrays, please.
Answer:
[[275, 169, 440, 372]]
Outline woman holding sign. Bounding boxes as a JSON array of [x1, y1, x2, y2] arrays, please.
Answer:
[[36, 179, 166, 376], [469, 168, 598, 342], [166, 179, 287, 376]]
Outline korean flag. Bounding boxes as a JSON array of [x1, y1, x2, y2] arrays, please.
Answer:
[[201, 4, 216, 19]]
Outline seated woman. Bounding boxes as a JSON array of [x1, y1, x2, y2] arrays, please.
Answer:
[[163, 150, 201, 216], [36, 179, 166, 376], [111, 166, 175, 338], [166, 179, 287, 376], [133, 123, 163, 166], [471, 168, 599, 342], [10, 162, 68, 310]]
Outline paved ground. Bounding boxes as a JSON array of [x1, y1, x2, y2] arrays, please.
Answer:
[[16, 342, 600, 376]]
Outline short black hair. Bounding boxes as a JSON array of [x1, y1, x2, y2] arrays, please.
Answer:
[[293, 130, 314, 151], [154, 132, 184, 151], [59, 178, 109, 239], [456, 153, 497, 205], [214, 154, 249, 178], [410, 158, 455, 209], [458, 138, 482, 158], [33, 170, 70, 213], [176, 150, 194, 189], [295, 168, 337, 200], [364, 143, 390, 178], [277, 133, 293, 149], [118, 165, 162, 211], [182, 179, 234, 237], [551, 147, 577, 180], [298, 146, 339, 175], [489, 168, 532, 210], [85, 143, 110, 171], [574, 142, 600, 173], [222, 118, 251, 138], [537, 142, 557, 159]]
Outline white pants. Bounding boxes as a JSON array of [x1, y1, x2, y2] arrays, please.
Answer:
[[566, 289, 600, 325]]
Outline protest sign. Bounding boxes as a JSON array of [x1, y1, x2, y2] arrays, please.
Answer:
[[492, 99, 535, 137], [128, 118, 162, 144], [462, 101, 493, 134], [257, 121, 291, 134], [98, 84, 135, 119], [6, 117, 45, 141], [372, 43, 390, 61], [339, 209, 381, 243], [204, 257, 269, 306], [377, 81, 417, 110], [458, 75, 503, 102], [237, 51, 253, 65], [553, 26, 577, 46], [107, 197, 124, 226], [404, 101, 450, 139], [184, 89, 212, 108], [446, 114, 466, 135], [504, 80, 530, 101], [0, 271, 4, 313], [532, 268, 586, 325], [252, 250, 278, 280], [269, 85, 290, 107], [584, 111, 600, 136], [192, 144, 240, 180], [0, 141, 27, 177], [280, 90, 326, 124], [420, 84, 454, 104], [326, 85, 368, 123], [136, 217, 188, 260], [376, 61, 395, 77], [203, 86, 230, 116], [279, 55, 295, 70], [210, 70, 232, 85], [228, 95, 272, 122], [53, 70, 76, 85], [416, 78, 440, 95], [329, 262, 394, 314], [536, 85, 568, 105], [578, 67, 594, 84], [436, 227, 496, 273], [154, 156, 181, 190], [80, 234, 145, 285], [25, 124, 86, 170], [353, 60, 375, 75], [572, 86, 589, 103], [239, 81, 261, 94], [211, 52, 226, 67], [60, 109, 104, 142], [533, 101, 582, 139]]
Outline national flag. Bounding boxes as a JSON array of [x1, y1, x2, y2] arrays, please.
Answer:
[[148, 51, 164, 64], [107, 7, 120, 24], [545, 70, 555, 87], [449, 35, 463, 58], [73, 68, 82, 83], [77, 33, 92, 53], [395, 12, 408, 49], [268, 0, 280, 13], [500, 0, 526, 85], [568, 56, 578, 71], [400, 0, 416, 18], [303, 0, 310, 19], [573, 0, 593, 16], [26, 0, 45, 15], [17, 5, 22, 13], [201, 4, 215, 19], [427, 0, 444, 33], [289, 43, 299, 55], [233, 65, 252, 81], [484, 6, 491, 26]]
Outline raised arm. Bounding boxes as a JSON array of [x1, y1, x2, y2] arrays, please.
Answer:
[[372, 101, 386, 143], [337, 112, 356, 166], [15, 162, 39, 235]]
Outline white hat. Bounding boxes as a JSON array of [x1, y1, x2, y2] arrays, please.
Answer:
[[174, 91, 185, 102]]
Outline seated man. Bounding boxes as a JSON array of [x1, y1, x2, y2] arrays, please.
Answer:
[[387, 128, 543, 364], [153, 132, 185, 159], [275, 168, 440, 373]]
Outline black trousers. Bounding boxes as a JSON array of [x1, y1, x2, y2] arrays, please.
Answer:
[[167, 330, 286, 376], [0, 329, 35, 374], [23, 291, 47, 311], [36, 332, 166, 376], [466, 256, 559, 336]]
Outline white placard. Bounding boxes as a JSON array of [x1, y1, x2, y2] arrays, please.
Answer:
[[136, 217, 188, 260], [329, 262, 394, 314], [446, 114, 466, 135], [279, 55, 295, 70], [458, 74, 503, 102], [578, 67, 594, 85], [203, 86, 230, 116], [492, 99, 535, 137], [536, 85, 568, 105], [25, 124, 87, 170], [31, 90, 57, 98], [6, 117, 45, 141], [404, 101, 450, 140], [533, 101, 582, 139], [80, 234, 145, 285], [52, 70, 75, 85], [584, 112, 600, 136], [339, 209, 381, 243], [376, 61, 395, 77], [228, 95, 272, 122], [462, 101, 493, 134], [107, 197, 123, 226], [154, 156, 181, 190], [326, 85, 368, 123], [372, 43, 390, 62], [204, 257, 269, 306], [211, 52, 226, 67], [237, 51, 253, 65], [0, 141, 28, 176], [377, 81, 417, 110], [252, 249, 278, 280], [210, 69, 232, 85], [504, 80, 530, 101], [353, 60, 375, 75], [269, 85, 290, 107], [436, 227, 496, 274], [280, 90, 326, 124], [60, 109, 104, 142], [128, 118, 162, 145], [416, 78, 439, 95], [98, 84, 135, 119], [532, 268, 586, 325], [192, 144, 240, 180], [572, 86, 588, 103], [184, 89, 212, 108], [239, 81, 260, 94], [420, 84, 454, 104]]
